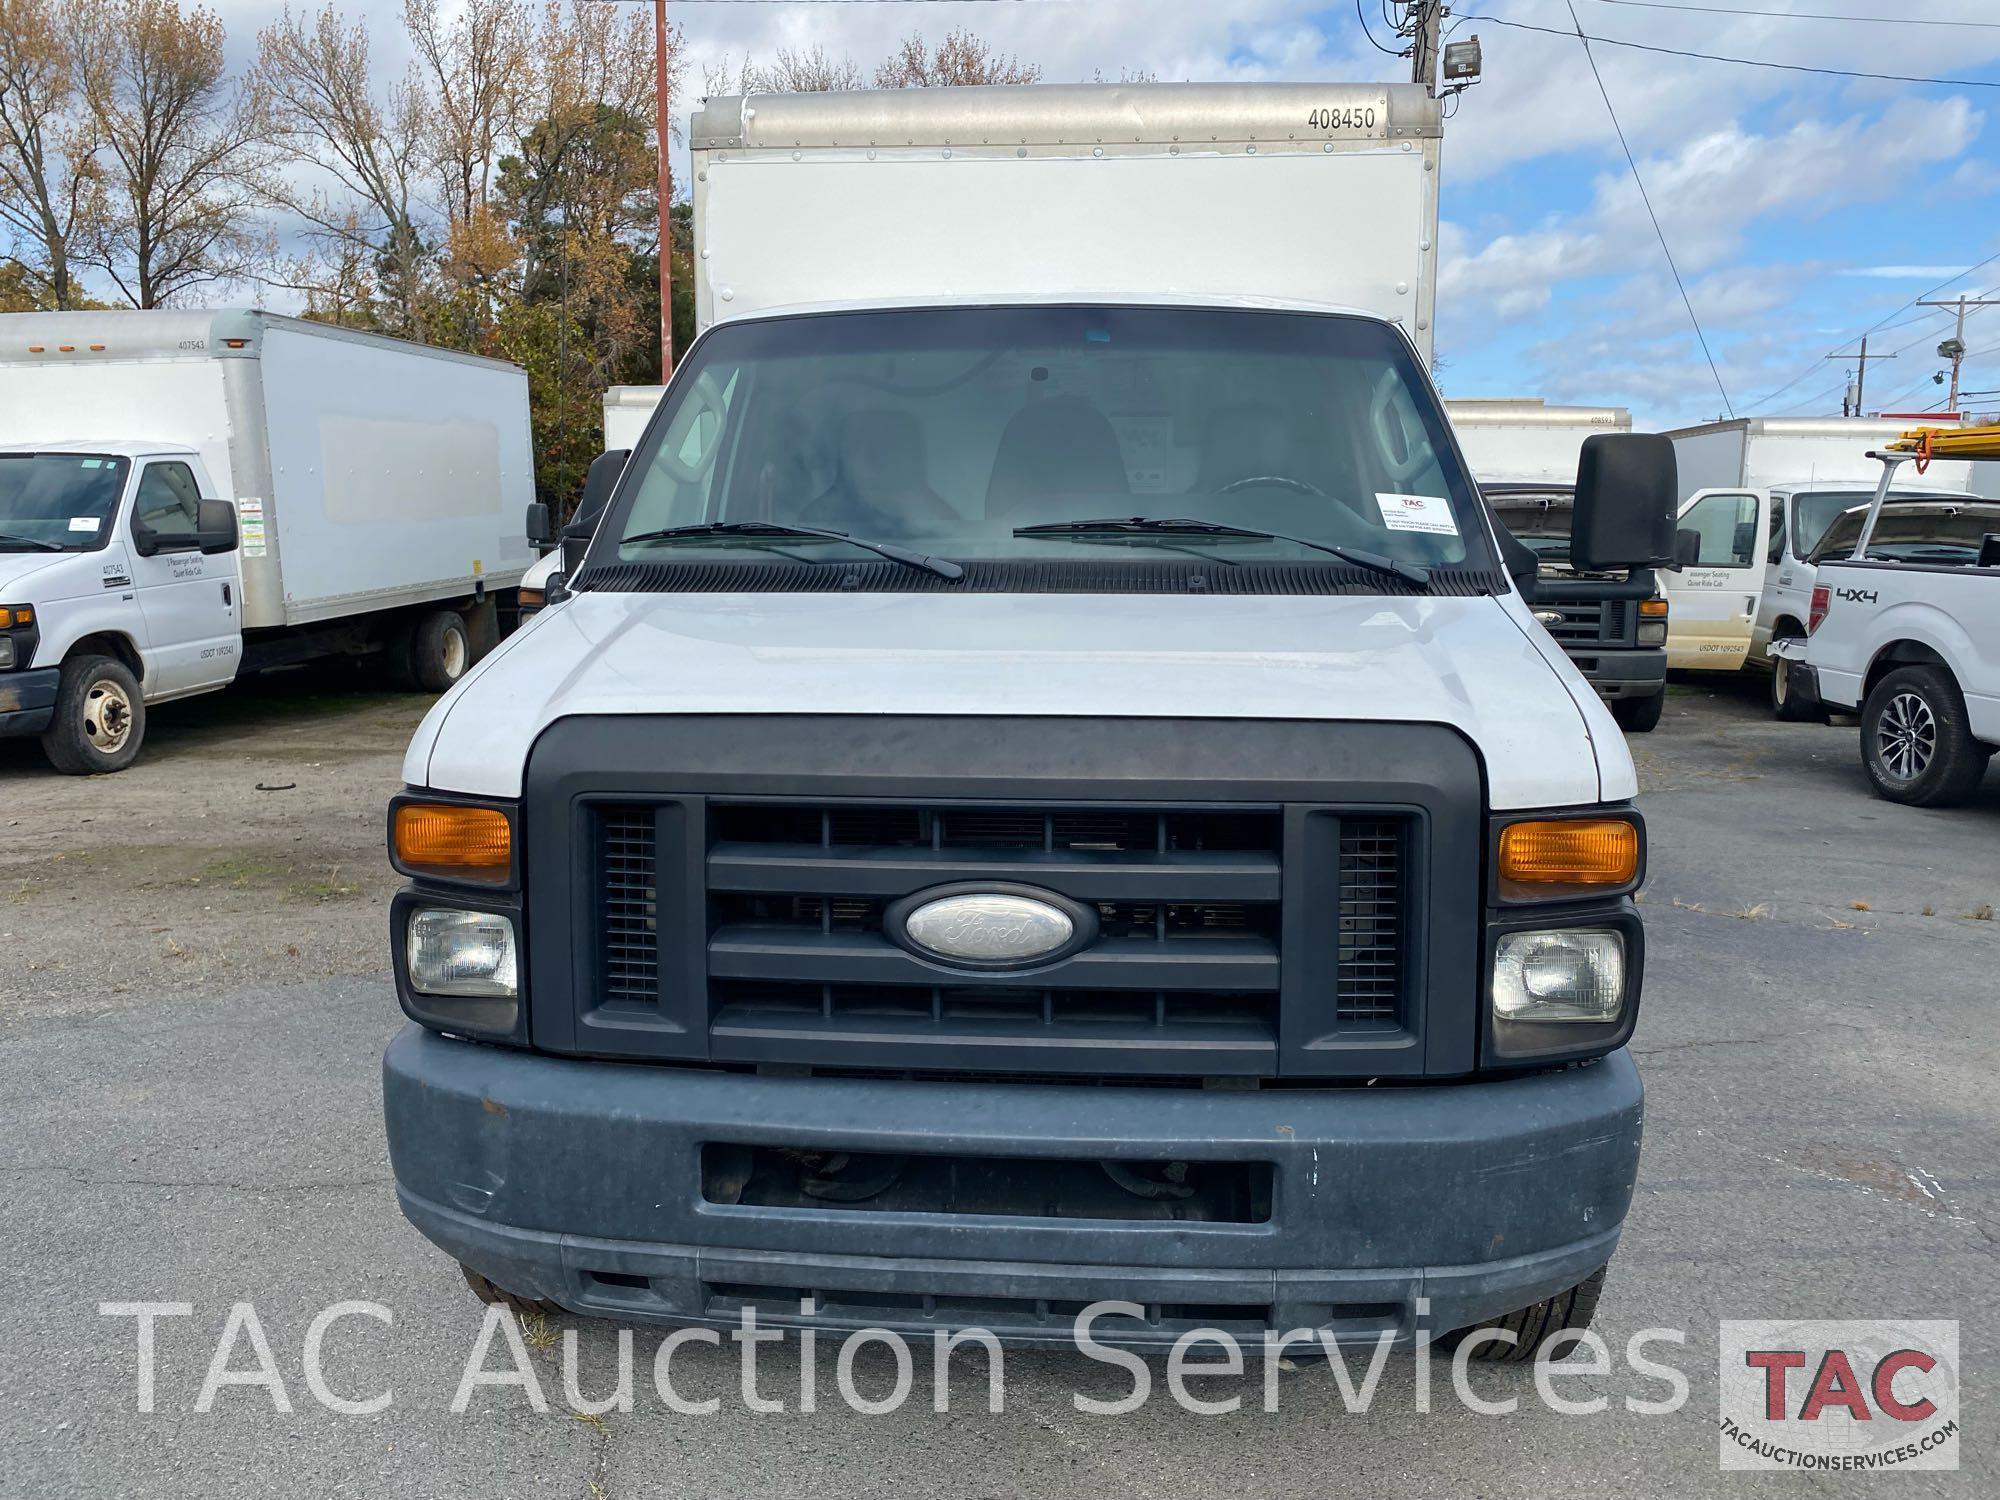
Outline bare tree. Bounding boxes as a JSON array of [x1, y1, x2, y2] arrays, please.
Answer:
[[708, 43, 866, 96], [874, 28, 1041, 89], [403, 0, 524, 233], [0, 0, 102, 308], [73, 0, 270, 308], [254, 4, 432, 331]]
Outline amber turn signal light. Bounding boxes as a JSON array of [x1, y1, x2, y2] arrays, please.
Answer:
[[393, 803, 511, 883], [1638, 597, 1668, 617], [0, 604, 31, 628], [1498, 819, 1639, 899]]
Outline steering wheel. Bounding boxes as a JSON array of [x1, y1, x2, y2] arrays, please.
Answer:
[[654, 369, 731, 485], [1218, 474, 1326, 498], [1369, 367, 1432, 485]]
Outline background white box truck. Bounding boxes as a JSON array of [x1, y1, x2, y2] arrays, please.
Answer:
[[0, 310, 534, 772]]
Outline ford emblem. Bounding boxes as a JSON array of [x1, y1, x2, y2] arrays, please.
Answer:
[[887, 885, 1095, 970], [1533, 609, 1564, 626]]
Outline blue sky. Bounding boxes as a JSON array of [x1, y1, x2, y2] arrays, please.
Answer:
[[202, 0, 2000, 427]]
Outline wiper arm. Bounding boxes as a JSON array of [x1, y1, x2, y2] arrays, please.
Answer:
[[1014, 516, 1430, 587], [620, 521, 963, 580], [0, 531, 63, 552]]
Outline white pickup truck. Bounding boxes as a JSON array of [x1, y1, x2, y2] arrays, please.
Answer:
[[1772, 433, 2000, 805], [0, 311, 534, 772]]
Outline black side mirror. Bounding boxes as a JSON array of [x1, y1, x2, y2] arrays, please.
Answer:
[[1675, 529, 1701, 568], [525, 501, 553, 548], [1979, 533, 2000, 569], [1571, 433, 1679, 572], [196, 499, 238, 555], [562, 448, 630, 574]]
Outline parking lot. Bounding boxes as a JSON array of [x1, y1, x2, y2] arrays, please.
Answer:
[[2, 672, 1995, 1498]]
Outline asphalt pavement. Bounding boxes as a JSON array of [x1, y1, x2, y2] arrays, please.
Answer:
[[2, 674, 1995, 1498]]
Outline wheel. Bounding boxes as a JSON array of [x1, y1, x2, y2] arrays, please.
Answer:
[[1769, 634, 1820, 722], [409, 609, 471, 694], [1444, 1265, 1607, 1364], [40, 654, 146, 774], [1860, 666, 1991, 807], [459, 1263, 561, 1318], [1611, 691, 1664, 734]]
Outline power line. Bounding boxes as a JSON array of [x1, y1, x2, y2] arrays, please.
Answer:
[[1557, 0, 1735, 415], [1743, 253, 2000, 412], [1357, 0, 1409, 55], [1459, 15, 2000, 88], [1584, 0, 2000, 28]]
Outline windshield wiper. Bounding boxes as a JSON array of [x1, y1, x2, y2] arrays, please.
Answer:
[[0, 531, 63, 552], [620, 521, 963, 580], [1014, 516, 1430, 587]]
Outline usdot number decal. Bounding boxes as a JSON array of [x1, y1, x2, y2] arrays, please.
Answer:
[[1306, 105, 1377, 132]]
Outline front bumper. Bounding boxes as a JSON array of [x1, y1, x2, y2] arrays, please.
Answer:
[[384, 1026, 1643, 1348], [0, 667, 59, 737], [1562, 647, 1666, 702]]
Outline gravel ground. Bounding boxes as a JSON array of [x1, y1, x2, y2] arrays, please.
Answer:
[[1, 671, 1995, 1498]]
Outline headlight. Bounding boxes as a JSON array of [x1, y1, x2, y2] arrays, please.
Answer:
[[406, 908, 518, 997], [1493, 929, 1624, 1023], [0, 636, 13, 670], [1636, 620, 1667, 646]]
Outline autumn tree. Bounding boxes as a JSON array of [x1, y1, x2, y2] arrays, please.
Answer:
[[72, 0, 269, 307], [875, 28, 1041, 89], [0, 0, 102, 308], [403, 0, 523, 235], [708, 43, 866, 96], [253, 3, 432, 332]]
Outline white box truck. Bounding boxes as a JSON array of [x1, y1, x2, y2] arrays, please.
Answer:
[[1448, 400, 1671, 731], [382, 83, 1675, 1359], [0, 310, 534, 772], [1659, 416, 1980, 715]]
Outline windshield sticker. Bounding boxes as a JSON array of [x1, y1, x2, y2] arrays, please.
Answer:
[[1376, 492, 1459, 537], [68, 516, 99, 532]]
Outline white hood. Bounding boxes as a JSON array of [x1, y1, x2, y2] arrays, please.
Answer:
[[407, 590, 1633, 809], [0, 551, 71, 594]]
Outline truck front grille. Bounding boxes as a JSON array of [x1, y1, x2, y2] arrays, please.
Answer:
[[577, 799, 1413, 1077], [1541, 596, 1634, 646]]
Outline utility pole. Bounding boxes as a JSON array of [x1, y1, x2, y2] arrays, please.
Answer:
[[1916, 295, 1999, 414], [1410, 0, 1445, 95], [654, 0, 674, 378], [1826, 335, 1893, 417]]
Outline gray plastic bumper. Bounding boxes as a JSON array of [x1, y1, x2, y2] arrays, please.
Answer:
[[384, 1026, 1643, 1347], [0, 667, 58, 737]]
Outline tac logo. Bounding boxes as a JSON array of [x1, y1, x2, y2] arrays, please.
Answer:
[[1719, 1320, 1958, 1472]]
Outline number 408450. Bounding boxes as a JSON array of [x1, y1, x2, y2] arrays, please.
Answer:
[[1306, 106, 1378, 131]]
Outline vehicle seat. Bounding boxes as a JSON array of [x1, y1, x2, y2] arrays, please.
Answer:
[[985, 398, 1129, 522], [1192, 403, 1295, 494], [793, 409, 957, 533]]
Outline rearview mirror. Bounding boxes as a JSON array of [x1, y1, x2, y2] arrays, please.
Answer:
[[1675, 529, 1701, 568], [196, 499, 238, 555], [525, 501, 553, 548], [1571, 433, 1678, 572], [563, 448, 630, 574]]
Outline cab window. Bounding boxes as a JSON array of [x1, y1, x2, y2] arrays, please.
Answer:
[[133, 461, 203, 544], [1679, 491, 1758, 568]]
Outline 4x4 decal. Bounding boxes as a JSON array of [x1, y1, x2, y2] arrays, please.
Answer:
[[1835, 587, 1879, 605]]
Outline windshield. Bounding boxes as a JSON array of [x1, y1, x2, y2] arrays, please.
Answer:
[[0, 454, 128, 551], [599, 306, 1486, 581], [1792, 489, 1975, 558], [1809, 505, 2000, 566], [1486, 489, 1573, 560]]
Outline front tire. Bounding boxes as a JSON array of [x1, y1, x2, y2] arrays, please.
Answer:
[[1611, 692, 1664, 734], [1860, 665, 1991, 807], [40, 654, 145, 775], [1444, 1265, 1608, 1363]]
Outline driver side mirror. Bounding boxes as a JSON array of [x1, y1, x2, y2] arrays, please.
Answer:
[[562, 448, 630, 575], [1571, 434, 1678, 572], [525, 501, 553, 549], [196, 498, 238, 555], [1674, 529, 1701, 568]]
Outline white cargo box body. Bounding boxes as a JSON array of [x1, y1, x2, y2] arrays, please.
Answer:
[[1665, 417, 1977, 500], [1446, 399, 1631, 486], [0, 310, 533, 630], [689, 82, 1442, 360], [603, 385, 666, 453]]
